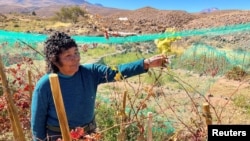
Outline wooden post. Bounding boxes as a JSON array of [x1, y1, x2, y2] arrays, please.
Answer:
[[27, 70, 32, 101], [49, 74, 71, 141], [147, 112, 153, 141], [117, 91, 127, 141], [203, 103, 212, 125], [0, 55, 26, 141]]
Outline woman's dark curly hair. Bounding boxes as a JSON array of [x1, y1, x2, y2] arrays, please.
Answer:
[[44, 31, 78, 73]]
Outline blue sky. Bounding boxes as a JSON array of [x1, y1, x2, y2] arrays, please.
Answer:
[[86, 0, 250, 13]]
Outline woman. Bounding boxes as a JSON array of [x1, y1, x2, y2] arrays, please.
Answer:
[[31, 31, 168, 141]]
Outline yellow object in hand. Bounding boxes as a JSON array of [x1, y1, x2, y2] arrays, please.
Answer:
[[154, 28, 181, 54]]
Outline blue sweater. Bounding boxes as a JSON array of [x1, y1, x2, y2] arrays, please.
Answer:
[[31, 59, 146, 140]]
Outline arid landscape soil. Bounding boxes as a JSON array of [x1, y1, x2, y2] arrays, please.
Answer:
[[2, 6, 250, 51], [1, 5, 250, 34], [94, 8, 250, 33], [1, 4, 250, 110]]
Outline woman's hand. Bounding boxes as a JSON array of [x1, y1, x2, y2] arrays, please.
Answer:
[[144, 54, 169, 70]]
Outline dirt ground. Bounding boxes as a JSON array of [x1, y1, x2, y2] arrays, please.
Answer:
[[97, 68, 250, 127]]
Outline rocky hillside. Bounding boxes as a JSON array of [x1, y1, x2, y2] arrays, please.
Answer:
[[0, 0, 126, 17], [1, 1, 250, 34], [0, 0, 84, 7], [1, 4, 250, 51], [95, 7, 250, 34]]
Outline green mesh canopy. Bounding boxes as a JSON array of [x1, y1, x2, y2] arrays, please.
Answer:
[[1, 22, 250, 44]]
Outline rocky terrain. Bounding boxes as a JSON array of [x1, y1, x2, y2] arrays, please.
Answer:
[[1, 2, 250, 51], [82, 8, 250, 51], [1, 0, 250, 34], [93, 8, 250, 34]]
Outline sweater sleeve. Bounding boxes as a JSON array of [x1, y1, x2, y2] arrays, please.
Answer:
[[83, 59, 147, 84], [118, 58, 147, 78], [31, 76, 50, 141]]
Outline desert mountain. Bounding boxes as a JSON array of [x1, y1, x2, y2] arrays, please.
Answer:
[[0, 0, 129, 17], [0, 0, 85, 7], [0, 0, 250, 39]]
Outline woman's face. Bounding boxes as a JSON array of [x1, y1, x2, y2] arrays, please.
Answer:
[[56, 47, 80, 76]]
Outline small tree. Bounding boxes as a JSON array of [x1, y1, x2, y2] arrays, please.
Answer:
[[55, 6, 87, 23], [31, 11, 36, 16]]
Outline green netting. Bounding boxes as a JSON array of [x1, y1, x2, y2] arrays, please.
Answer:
[[1, 22, 250, 44], [178, 43, 250, 71], [0, 30, 46, 45], [1, 22, 250, 138], [173, 43, 250, 95], [1, 22, 249, 71]]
